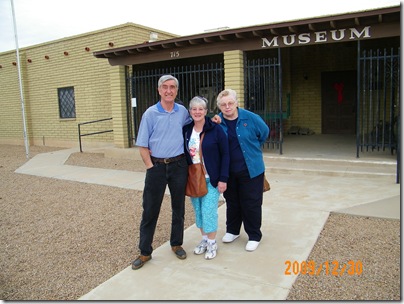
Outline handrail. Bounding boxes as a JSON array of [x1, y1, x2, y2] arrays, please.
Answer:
[[78, 118, 113, 152]]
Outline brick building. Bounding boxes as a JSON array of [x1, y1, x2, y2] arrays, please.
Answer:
[[0, 23, 177, 148], [0, 6, 400, 155]]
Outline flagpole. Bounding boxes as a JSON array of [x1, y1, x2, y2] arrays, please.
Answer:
[[10, 0, 29, 159]]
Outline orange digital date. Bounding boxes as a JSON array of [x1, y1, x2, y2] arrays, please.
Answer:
[[284, 260, 363, 276]]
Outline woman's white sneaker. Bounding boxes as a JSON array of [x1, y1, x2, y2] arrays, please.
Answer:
[[245, 241, 260, 251], [193, 239, 208, 255], [205, 242, 217, 260], [222, 233, 239, 243]]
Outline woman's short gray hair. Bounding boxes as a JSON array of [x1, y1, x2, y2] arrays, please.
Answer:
[[189, 96, 208, 110], [158, 75, 179, 88], [216, 89, 238, 107]]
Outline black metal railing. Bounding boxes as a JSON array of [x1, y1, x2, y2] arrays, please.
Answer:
[[78, 118, 113, 152]]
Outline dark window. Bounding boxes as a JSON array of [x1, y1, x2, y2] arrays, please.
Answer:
[[58, 87, 76, 118]]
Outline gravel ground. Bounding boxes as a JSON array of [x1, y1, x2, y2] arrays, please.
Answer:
[[0, 145, 400, 300], [287, 214, 400, 300], [1, 145, 194, 301]]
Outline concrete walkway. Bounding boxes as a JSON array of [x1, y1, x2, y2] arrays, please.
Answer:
[[14, 146, 400, 301]]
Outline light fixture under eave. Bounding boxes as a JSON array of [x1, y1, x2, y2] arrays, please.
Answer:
[[85, 47, 90, 51], [27, 59, 32, 63], [108, 42, 114, 47], [45, 55, 50, 59], [149, 32, 158, 42], [64, 51, 69, 56], [12, 62, 17, 66]]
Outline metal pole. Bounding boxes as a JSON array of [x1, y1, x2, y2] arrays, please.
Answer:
[[78, 124, 83, 153], [10, 0, 29, 159], [356, 40, 360, 158]]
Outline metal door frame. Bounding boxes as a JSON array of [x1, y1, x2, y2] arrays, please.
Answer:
[[126, 59, 224, 145], [245, 48, 283, 154], [356, 41, 400, 183]]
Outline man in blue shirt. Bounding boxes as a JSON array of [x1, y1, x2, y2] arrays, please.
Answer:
[[132, 75, 191, 270]]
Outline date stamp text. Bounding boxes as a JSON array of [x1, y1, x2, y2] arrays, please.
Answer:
[[284, 260, 363, 276]]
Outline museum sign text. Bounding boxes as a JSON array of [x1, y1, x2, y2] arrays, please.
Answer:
[[262, 26, 371, 48]]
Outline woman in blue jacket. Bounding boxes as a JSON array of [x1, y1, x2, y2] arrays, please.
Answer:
[[183, 96, 230, 260], [217, 89, 269, 252]]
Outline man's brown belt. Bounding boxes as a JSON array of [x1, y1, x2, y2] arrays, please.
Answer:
[[151, 154, 185, 164]]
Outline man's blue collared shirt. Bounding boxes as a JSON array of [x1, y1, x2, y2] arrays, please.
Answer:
[[136, 102, 191, 158]]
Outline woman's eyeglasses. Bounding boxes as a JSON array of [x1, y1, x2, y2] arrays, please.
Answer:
[[219, 101, 236, 108]]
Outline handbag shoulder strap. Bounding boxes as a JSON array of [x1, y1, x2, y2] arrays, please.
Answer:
[[199, 132, 205, 160], [199, 132, 206, 174]]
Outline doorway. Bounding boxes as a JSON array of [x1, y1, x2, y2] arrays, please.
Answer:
[[321, 70, 356, 134]]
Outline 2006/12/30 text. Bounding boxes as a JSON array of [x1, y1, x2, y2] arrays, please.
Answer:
[[284, 260, 363, 276]]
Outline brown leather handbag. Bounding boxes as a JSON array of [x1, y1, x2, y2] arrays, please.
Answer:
[[185, 133, 208, 198]]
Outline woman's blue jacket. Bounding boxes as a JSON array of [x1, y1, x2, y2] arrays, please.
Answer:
[[183, 117, 230, 187]]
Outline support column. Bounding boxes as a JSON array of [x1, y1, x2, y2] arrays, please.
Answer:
[[224, 50, 245, 107], [110, 65, 129, 148]]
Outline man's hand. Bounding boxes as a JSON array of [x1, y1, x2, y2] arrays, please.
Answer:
[[139, 147, 154, 169]]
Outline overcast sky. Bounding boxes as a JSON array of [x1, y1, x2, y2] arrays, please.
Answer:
[[0, 0, 400, 53]]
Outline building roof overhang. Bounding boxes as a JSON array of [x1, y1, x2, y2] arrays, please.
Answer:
[[94, 5, 400, 65]]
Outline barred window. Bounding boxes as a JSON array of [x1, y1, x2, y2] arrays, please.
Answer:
[[58, 87, 76, 118]]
